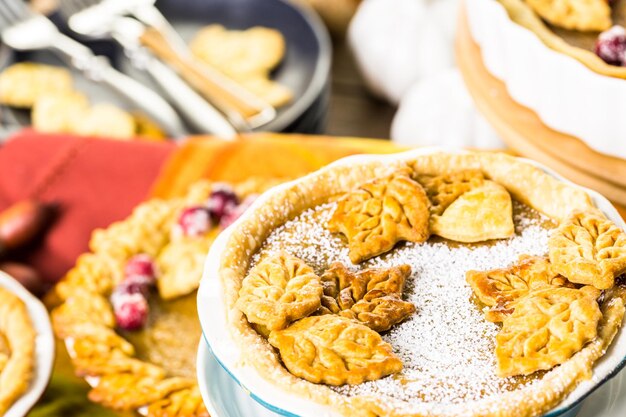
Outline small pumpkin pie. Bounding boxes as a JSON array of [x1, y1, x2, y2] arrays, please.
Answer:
[[497, 0, 626, 76], [50, 178, 280, 416], [0, 287, 36, 415], [217, 151, 626, 417]]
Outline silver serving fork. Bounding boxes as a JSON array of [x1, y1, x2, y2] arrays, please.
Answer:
[[67, 0, 277, 131], [0, 0, 187, 138], [59, 0, 237, 138]]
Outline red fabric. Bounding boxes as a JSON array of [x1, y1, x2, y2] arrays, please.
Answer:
[[0, 130, 174, 283]]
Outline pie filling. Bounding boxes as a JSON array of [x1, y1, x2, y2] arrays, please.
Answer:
[[550, 5, 626, 50], [248, 201, 556, 405], [120, 293, 200, 380]]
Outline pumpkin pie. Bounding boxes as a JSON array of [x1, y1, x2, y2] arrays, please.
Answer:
[[50, 178, 280, 416], [498, 0, 626, 78], [217, 151, 626, 417], [0, 287, 36, 415]]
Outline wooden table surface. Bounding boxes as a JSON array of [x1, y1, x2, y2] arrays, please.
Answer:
[[325, 39, 396, 139]]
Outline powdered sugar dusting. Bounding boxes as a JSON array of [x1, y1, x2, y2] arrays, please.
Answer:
[[251, 201, 556, 408]]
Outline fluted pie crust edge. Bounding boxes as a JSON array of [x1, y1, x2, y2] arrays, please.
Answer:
[[218, 151, 626, 417]]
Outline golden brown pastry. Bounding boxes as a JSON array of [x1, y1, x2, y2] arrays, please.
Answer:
[[549, 210, 626, 290], [0, 62, 73, 108], [319, 263, 415, 332], [328, 170, 430, 263], [268, 315, 402, 385], [430, 181, 515, 243], [496, 286, 601, 377], [467, 255, 573, 322], [0, 287, 36, 415], [525, 0, 611, 31], [236, 252, 323, 330]]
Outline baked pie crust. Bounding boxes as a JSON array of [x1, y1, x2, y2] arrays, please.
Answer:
[[217, 151, 626, 417], [327, 170, 430, 263], [319, 263, 415, 332], [236, 252, 323, 331], [268, 315, 402, 386], [549, 210, 626, 290], [0, 287, 36, 416], [50, 178, 276, 416], [498, 0, 626, 79], [467, 255, 573, 322], [525, 0, 611, 31], [496, 286, 602, 377]]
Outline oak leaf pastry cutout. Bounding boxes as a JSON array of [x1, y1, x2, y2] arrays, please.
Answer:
[[549, 210, 626, 290], [525, 0, 611, 32], [268, 315, 402, 385], [416, 170, 485, 216], [236, 252, 323, 331], [495, 286, 602, 377], [467, 255, 573, 322], [319, 263, 415, 332], [328, 171, 430, 263]]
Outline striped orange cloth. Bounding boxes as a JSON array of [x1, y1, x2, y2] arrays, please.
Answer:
[[151, 133, 404, 199]]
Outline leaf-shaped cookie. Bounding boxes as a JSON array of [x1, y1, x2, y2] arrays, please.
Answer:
[[467, 255, 573, 322], [319, 263, 415, 332], [236, 253, 322, 331], [525, 0, 611, 31], [268, 315, 402, 385], [496, 286, 602, 377], [549, 210, 626, 290], [328, 171, 430, 263], [417, 170, 485, 216], [430, 180, 515, 243]]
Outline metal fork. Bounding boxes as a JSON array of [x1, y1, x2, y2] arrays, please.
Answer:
[[67, 0, 277, 131], [0, 0, 187, 138], [59, 0, 237, 138]]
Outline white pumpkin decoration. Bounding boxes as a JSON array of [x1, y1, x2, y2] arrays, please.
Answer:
[[348, 0, 460, 104], [391, 69, 505, 149]]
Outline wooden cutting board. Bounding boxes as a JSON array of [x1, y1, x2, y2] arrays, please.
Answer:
[[456, 6, 626, 207]]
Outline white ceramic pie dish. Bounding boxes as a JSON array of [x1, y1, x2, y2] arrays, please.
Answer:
[[0, 271, 55, 417], [197, 148, 626, 417], [466, 0, 626, 160]]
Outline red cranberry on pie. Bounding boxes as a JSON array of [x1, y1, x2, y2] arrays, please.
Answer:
[[112, 275, 153, 300], [124, 254, 157, 282], [595, 26, 626, 66], [113, 293, 149, 331], [220, 194, 259, 230], [177, 206, 212, 237], [206, 184, 239, 222]]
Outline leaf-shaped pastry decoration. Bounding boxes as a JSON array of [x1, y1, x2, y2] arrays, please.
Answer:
[[268, 315, 402, 385], [328, 171, 430, 263], [549, 210, 626, 290], [496, 286, 602, 377], [319, 263, 415, 332], [236, 252, 322, 331], [417, 170, 484, 216], [430, 181, 515, 243], [525, 0, 611, 31], [156, 231, 218, 300], [467, 255, 573, 322]]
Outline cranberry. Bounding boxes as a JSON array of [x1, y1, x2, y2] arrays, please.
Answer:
[[220, 194, 258, 229], [113, 293, 149, 331], [124, 254, 156, 282], [177, 206, 212, 237], [595, 26, 626, 66], [111, 275, 153, 304], [206, 184, 239, 222]]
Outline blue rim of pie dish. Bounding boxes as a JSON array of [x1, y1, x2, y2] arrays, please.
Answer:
[[201, 331, 626, 417]]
